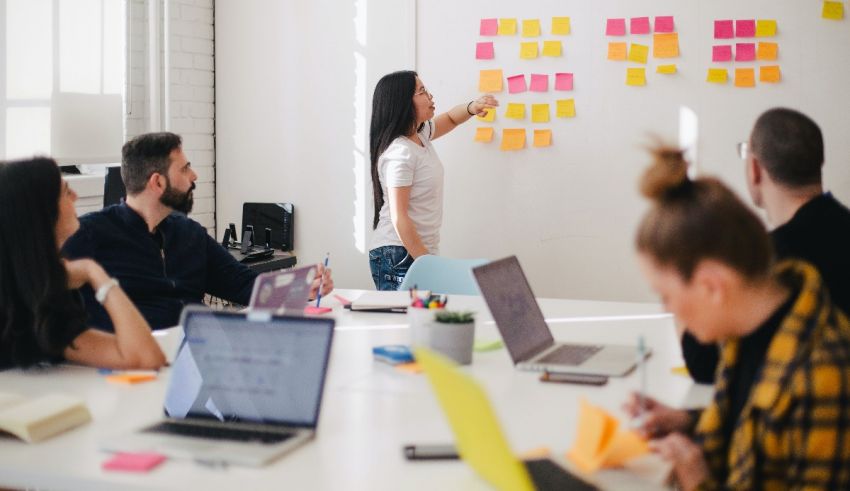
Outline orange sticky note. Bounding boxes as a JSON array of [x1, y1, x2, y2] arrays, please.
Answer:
[[552, 17, 571, 35], [628, 43, 649, 64], [626, 67, 646, 86], [735, 68, 756, 88], [476, 107, 496, 122], [500, 129, 526, 151], [498, 18, 517, 35], [604, 430, 651, 466], [566, 399, 649, 473], [607, 42, 627, 61], [653, 33, 679, 58], [106, 373, 158, 385], [656, 64, 677, 74], [556, 99, 576, 118], [757, 42, 778, 61], [505, 103, 525, 120], [706, 68, 728, 84], [474, 127, 494, 143], [756, 19, 777, 37], [760, 65, 781, 83], [520, 42, 539, 59], [533, 129, 552, 147], [479, 69, 503, 92], [823, 1, 845, 20], [395, 362, 423, 374], [542, 40, 562, 57], [531, 104, 550, 123], [522, 19, 541, 37]]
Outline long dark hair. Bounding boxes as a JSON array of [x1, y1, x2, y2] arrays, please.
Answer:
[[370, 70, 419, 229], [0, 157, 86, 366]]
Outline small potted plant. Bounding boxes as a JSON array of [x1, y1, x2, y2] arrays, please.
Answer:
[[428, 311, 476, 365]]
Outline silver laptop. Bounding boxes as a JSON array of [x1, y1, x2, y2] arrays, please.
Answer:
[[248, 265, 317, 314], [473, 256, 645, 377], [102, 307, 335, 467]]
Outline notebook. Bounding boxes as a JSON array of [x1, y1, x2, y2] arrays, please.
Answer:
[[0, 392, 90, 443], [347, 291, 409, 313], [248, 264, 316, 314]]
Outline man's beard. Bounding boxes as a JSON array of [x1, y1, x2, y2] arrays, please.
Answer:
[[160, 179, 195, 214]]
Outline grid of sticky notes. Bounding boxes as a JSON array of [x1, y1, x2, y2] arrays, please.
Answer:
[[477, 17, 575, 150], [823, 1, 845, 20], [708, 19, 780, 87], [605, 16, 679, 86]]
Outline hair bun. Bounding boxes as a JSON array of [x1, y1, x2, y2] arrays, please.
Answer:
[[640, 144, 690, 201]]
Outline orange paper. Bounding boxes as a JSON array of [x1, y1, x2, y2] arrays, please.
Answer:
[[760, 65, 781, 83], [479, 69, 504, 92], [653, 33, 679, 58], [474, 127, 494, 143], [106, 373, 157, 385], [533, 129, 552, 147], [501, 129, 526, 151], [757, 42, 778, 61], [735, 68, 756, 88], [607, 42, 627, 61], [566, 399, 650, 473]]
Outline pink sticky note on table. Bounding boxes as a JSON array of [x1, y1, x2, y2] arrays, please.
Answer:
[[304, 306, 332, 315], [480, 18, 498, 36], [736, 19, 755, 37], [654, 16, 675, 33], [555, 73, 574, 91], [529, 74, 548, 92], [606, 18, 626, 36], [103, 453, 167, 472], [712, 45, 733, 62], [476, 42, 494, 60], [507, 74, 527, 94], [714, 20, 734, 39], [735, 43, 756, 61], [630, 17, 651, 35]]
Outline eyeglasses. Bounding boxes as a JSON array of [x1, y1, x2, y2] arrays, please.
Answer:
[[736, 141, 749, 160], [414, 86, 432, 97]]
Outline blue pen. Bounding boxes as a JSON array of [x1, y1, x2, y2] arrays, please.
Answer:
[[315, 253, 330, 308]]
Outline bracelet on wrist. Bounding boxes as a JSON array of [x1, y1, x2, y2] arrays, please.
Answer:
[[95, 278, 120, 304], [466, 100, 475, 116]]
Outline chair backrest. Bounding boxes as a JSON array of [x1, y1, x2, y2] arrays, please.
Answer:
[[102, 165, 126, 207], [399, 255, 489, 295]]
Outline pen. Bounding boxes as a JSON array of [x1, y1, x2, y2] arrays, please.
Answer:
[[315, 252, 330, 308], [637, 335, 647, 418]]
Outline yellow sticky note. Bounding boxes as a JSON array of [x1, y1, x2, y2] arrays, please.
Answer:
[[607, 42, 627, 61], [653, 33, 679, 58], [531, 104, 550, 123], [657, 64, 677, 74], [552, 17, 571, 35], [476, 107, 496, 122], [707, 68, 728, 84], [520, 42, 539, 59], [533, 130, 552, 147], [556, 99, 576, 118], [479, 69, 503, 92], [395, 362, 422, 374], [498, 18, 517, 35], [626, 68, 646, 87], [757, 42, 778, 61], [566, 399, 650, 473], [474, 127, 494, 143], [735, 68, 756, 88], [823, 1, 845, 20], [501, 129, 526, 151], [542, 40, 562, 57], [760, 65, 782, 83], [522, 19, 541, 37], [505, 103, 525, 120], [756, 19, 777, 37], [604, 430, 651, 467], [628, 43, 649, 64], [671, 366, 690, 377]]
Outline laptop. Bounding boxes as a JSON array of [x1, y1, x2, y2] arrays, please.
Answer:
[[416, 348, 599, 491], [102, 307, 335, 467], [473, 256, 645, 377], [248, 265, 316, 314]]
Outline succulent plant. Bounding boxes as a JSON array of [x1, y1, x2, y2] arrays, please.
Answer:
[[434, 311, 475, 324]]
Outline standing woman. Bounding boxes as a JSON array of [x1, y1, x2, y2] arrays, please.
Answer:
[[369, 70, 498, 290]]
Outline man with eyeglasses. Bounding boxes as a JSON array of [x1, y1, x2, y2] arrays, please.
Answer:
[[682, 107, 850, 384]]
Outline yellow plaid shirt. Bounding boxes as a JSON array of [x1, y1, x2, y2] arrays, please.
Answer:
[[694, 260, 850, 491]]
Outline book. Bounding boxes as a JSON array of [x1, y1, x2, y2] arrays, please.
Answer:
[[348, 291, 409, 313], [0, 392, 91, 443]]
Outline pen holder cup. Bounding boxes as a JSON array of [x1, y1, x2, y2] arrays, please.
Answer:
[[408, 308, 475, 365]]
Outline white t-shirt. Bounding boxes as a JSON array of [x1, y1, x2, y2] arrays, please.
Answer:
[[370, 120, 444, 254]]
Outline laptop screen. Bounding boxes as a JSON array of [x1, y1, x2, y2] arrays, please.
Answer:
[[164, 309, 334, 428]]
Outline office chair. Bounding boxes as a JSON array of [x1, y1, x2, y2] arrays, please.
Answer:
[[102, 165, 126, 207], [399, 255, 489, 295]]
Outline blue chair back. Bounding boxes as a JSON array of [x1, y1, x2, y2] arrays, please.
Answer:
[[399, 255, 489, 295]]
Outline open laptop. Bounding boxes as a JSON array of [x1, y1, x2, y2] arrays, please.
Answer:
[[416, 348, 599, 491], [473, 256, 644, 377], [102, 307, 335, 467], [248, 264, 317, 314]]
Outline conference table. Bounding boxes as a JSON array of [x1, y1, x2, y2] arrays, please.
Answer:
[[0, 289, 713, 490]]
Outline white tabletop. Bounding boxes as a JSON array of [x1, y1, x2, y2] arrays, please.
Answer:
[[0, 289, 712, 490]]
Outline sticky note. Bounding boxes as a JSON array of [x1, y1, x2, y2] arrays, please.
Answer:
[[478, 69, 503, 92], [529, 73, 548, 92], [735, 43, 756, 62], [474, 127, 494, 143], [607, 42, 627, 61], [626, 68, 646, 87], [552, 17, 571, 35], [756, 19, 777, 37], [522, 19, 541, 37], [395, 362, 422, 374], [671, 366, 690, 376], [520, 42, 539, 59], [103, 452, 167, 472], [712, 45, 733, 62], [715, 20, 734, 39], [823, 1, 845, 20], [556, 99, 576, 118], [736, 19, 756, 37], [566, 399, 650, 473], [507, 75, 527, 94], [628, 43, 649, 64], [498, 18, 517, 35], [657, 64, 677, 74], [106, 373, 157, 384], [505, 103, 525, 119], [480, 18, 498, 36], [707, 68, 729, 84], [533, 129, 552, 147], [606, 18, 627, 36], [631, 17, 651, 35], [476, 42, 494, 60], [760, 65, 781, 83], [554, 72, 574, 91], [654, 16, 675, 33], [501, 129, 526, 151], [542, 40, 562, 57], [653, 33, 679, 58], [531, 104, 550, 123], [476, 107, 496, 122], [757, 42, 778, 61], [735, 68, 756, 88]]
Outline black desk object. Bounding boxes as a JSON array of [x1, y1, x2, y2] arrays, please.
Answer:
[[228, 249, 297, 274]]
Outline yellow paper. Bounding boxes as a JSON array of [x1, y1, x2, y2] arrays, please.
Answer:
[[520, 42, 539, 59], [604, 430, 651, 467], [607, 42, 627, 61], [566, 399, 650, 473], [626, 68, 646, 87], [476, 107, 496, 122], [478, 69, 503, 92], [706, 68, 728, 84], [760, 65, 782, 83], [757, 42, 778, 61], [656, 64, 677, 74], [531, 104, 550, 123], [505, 103, 525, 120], [823, 1, 844, 20], [735, 68, 756, 88], [556, 99, 576, 118], [628, 43, 649, 64], [756, 19, 777, 37], [474, 127, 494, 143], [522, 19, 541, 37], [653, 33, 679, 58], [552, 16, 571, 35], [533, 130, 552, 147], [542, 40, 562, 57], [671, 366, 690, 376], [498, 18, 517, 35], [501, 129, 526, 151]]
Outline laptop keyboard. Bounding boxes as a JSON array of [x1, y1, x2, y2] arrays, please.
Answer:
[[537, 344, 603, 366], [144, 421, 294, 444], [525, 458, 599, 491]]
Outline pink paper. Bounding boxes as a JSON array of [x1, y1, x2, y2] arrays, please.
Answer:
[[480, 18, 498, 36], [654, 16, 675, 33], [304, 306, 332, 315], [714, 20, 734, 39], [606, 18, 627, 36], [555, 73, 574, 91], [712, 45, 733, 62], [630, 17, 651, 34], [507, 74, 527, 94], [476, 42, 494, 60], [735, 43, 756, 61], [736, 19, 756, 37], [103, 452, 167, 472], [529, 74, 548, 92]]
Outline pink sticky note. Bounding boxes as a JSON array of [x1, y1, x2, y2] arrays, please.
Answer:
[[606, 18, 626, 36], [480, 18, 498, 36], [103, 453, 167, 472], [529, 74, 548, 92], [736, 19, 756, 37], [654, 16, 675, 33], [507, 74, 527, 94], [555, 73, 574, 91], [630, 17, 651, 35], [476, 42, 494, 60], [304, 306, 332, 315], [712, 45, 733, 62], [735, 43, 756, 61], [715, 20, 734, 39]]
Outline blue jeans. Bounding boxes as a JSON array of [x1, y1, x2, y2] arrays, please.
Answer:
[[369, 245, 414, 291]]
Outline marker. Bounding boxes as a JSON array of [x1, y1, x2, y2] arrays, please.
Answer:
[[315, 253, 330, 308]]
